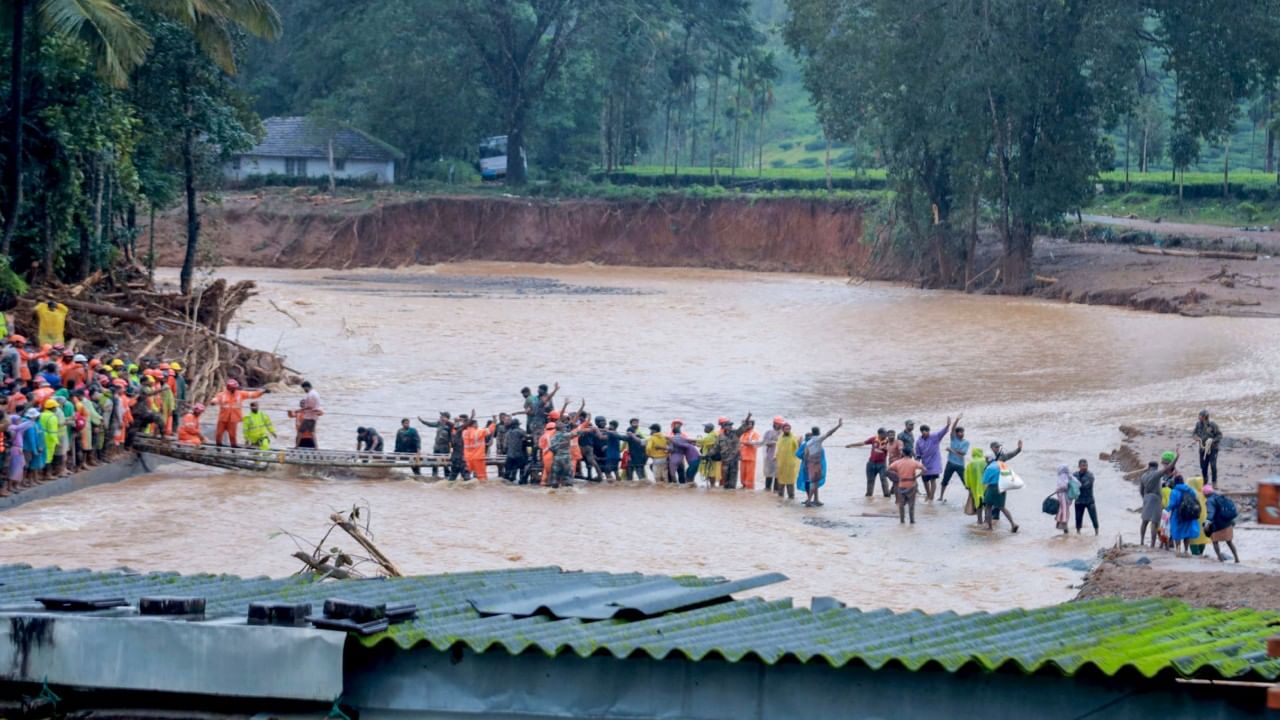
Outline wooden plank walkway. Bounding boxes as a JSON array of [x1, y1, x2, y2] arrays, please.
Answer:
[[131, 437, 505, 473]]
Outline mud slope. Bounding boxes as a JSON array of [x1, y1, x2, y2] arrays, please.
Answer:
[[154, 194, 892, 277]]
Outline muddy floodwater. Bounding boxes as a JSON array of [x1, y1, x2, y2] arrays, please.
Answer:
[[4, 263, 1279, 612]]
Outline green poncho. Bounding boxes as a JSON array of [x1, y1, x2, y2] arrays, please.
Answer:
[[963, 446, 987, 509]]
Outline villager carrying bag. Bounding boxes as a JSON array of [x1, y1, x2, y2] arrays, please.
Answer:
[[997, 462, 1025, 492], [1177, 487, 1202, 522], [1212, 494, 1239, 526], [1041, 493, 1060, 516]]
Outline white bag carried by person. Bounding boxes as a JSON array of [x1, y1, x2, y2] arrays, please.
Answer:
[[996, 462, 1025, 492]]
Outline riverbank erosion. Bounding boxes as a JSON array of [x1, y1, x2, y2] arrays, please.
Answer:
[[153, 191, 1280, 317], [154, 192, 893, 277]]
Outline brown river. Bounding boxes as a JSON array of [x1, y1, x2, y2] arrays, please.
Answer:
[[3, 263, 1279, 612]]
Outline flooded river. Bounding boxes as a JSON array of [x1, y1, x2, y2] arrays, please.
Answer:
[[3, 263, 1278, 612]]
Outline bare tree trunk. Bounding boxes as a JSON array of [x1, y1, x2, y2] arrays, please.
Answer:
[[180, 105, 200, 295], [42, 210, 53, 283], [1251, 122, 1258, 172], [327, 137, 336, 193], [600, 96, 610, 172], [507, 128, 527, 186], [1140, 123, 1149, 173], [966, 179, 979, 289], [708, 64, 720, 179], [731, 63, 743, 178], [1124, 116, 1131, 190], [756, 100, 765, 176], [688, 78, 698, 170], [80, 154, 102, 280], [148, 203, 156, 283], [2, 0, 28, 257], [1223, 137, 1230, 199], [662, 96, 672, 173], [824, 131, 832, 191]]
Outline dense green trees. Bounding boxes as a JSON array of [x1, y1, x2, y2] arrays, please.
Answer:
[[238, 0, 768, 183], [0, 0, 278, 291], [785, 0, 1280, 289]]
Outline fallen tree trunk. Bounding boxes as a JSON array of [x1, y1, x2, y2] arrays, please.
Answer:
[[1134, 246, 1257, 261], [60, 298, 150, 323]]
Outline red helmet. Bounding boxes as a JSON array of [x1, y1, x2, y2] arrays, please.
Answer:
[[193, 403, 206, 414], [226, 379, 239, 390]]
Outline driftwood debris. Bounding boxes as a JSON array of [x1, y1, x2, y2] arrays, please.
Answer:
[[1133, 246, 1258, 261], [288, 506, 404, 581], [12, 265, 289, 405], [329, 512, 404, 578], [291, 551, 355, 580]]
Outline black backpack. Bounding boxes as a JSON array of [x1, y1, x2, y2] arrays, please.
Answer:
[[1176, 487, 1201, 522], [1212, 495, 1238, 526]]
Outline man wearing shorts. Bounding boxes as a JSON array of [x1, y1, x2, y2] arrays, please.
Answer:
[[888, 455, 925, 524]]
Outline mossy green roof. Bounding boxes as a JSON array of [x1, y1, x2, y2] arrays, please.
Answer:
[[1, 564, 1275, 682]]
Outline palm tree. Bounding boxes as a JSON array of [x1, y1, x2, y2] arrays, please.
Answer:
[[1, 0, 281, 257], [153, 0, 282, 74], [3, 0, 151, 255]]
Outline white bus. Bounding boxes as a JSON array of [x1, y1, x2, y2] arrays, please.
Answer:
[[478, 135, 526, 180]]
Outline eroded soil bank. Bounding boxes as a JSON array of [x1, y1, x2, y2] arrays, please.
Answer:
[[153, 191, 1280, 317], [154, 193, 892, 278]]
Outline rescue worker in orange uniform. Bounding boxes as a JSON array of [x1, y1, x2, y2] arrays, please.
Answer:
[[210, 378, 265, 447], [462, 417, 497, 480], [178, 404, 207, 445], [539, 421, 556, 485], [738, 418, 763, 490]]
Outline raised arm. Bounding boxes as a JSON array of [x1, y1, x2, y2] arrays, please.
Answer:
[[547, 382, 561, 401], [821, 418, 843, 442]]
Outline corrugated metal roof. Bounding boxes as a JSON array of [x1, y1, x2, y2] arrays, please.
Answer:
[[0, 564, 1276, 682], [468, 572, 787, 620], [244, 117, 404, 161]]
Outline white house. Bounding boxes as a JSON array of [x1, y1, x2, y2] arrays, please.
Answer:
[[224, 117, 404, 185]]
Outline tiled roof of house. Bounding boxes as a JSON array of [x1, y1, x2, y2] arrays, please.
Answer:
[[242, 116, 403, 161]]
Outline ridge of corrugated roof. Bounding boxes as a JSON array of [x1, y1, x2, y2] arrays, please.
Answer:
[[240, 117, 404, 161], [0, 564, 1275, 682]]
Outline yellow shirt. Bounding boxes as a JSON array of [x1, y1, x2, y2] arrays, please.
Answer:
[[645, 434, 670, 460], [35, 303, 69, 346]]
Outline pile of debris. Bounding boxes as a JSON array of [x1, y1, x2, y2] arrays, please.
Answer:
[[13, 264, 291, 402]]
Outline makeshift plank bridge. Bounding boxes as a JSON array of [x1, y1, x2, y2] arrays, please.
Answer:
[[132, 436, 504, 474]]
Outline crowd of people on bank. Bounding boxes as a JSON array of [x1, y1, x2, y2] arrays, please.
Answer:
[[0, 297, 1244, 557], [1129, 410, 1240, 563]]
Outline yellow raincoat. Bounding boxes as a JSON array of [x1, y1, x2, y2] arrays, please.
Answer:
[[775, 432, 800, 485], [963, 446, 987, 510]]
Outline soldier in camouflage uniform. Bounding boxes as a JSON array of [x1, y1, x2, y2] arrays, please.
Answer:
[[447, 413, 472, 481], [418, 411, 453, 477], [715, 413, 753, 490], [547, 421, 581, 489]]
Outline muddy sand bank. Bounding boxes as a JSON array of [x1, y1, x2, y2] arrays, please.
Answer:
[[1077, 545, 1280, 611], [154, 192, 1280, 317]]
